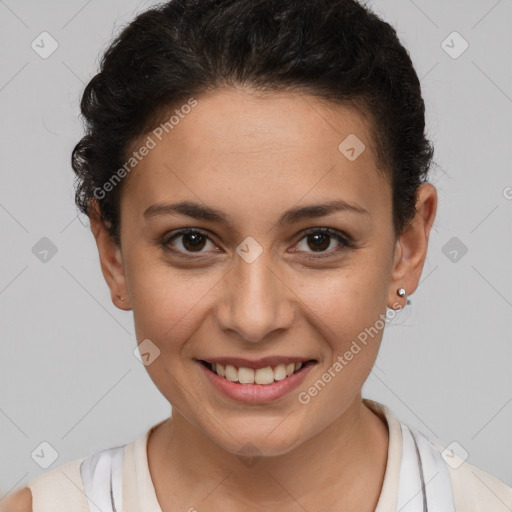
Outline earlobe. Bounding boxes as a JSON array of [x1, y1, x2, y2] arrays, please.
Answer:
[[387, 183, 437, 309], [88, 200, 131, 311]]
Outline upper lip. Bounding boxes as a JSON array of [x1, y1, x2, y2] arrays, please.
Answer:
[[198, 357, 316, 370]]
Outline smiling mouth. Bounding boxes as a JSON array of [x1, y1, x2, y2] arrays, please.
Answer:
[[199, 360, 316, 385]]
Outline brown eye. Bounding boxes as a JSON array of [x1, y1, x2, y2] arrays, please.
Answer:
[[163, 229, 215, 253], [306, 232, 331, 251], [295, 228, 351, 256], [181, 232, 207, 251]]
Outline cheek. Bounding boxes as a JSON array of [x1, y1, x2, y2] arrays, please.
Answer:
[[294, 276, 387, 420], [124, 249, 220, 348], [293, 256, 390, 393], [301, 256, 389, 334]]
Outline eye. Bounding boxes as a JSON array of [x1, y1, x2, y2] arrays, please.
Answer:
[[294, 227, 352, 256], [160, 227, 353, 258], [161, 228, 217, 254]]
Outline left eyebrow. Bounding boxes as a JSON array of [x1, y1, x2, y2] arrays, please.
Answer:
[[143, 199, 370, 228], [277, 199, 370, 226]]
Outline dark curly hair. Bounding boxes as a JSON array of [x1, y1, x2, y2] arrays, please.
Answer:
[[72, 0, 435, 245]]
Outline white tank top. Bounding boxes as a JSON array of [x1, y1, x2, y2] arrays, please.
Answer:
[[75, 423, 455, 512], [26, 400, 512, 511]]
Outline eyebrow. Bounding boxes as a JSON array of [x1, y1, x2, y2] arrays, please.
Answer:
[[143, 199, 370, 227]]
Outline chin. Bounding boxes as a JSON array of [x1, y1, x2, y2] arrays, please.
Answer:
[[208, 420, 307, 458]]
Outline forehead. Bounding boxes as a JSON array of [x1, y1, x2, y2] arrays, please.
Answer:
[[120, 87, 390, 227]]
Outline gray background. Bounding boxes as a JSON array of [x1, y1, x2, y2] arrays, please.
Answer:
[[1, 0, 511, 499]]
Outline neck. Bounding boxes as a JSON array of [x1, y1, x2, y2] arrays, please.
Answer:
[[148, 396, 389, 512]]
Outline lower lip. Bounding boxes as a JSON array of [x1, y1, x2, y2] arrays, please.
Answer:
[[198, 361, 316, 404]]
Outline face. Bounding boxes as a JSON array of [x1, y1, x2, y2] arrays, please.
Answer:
[[92, 87, 436, 456]]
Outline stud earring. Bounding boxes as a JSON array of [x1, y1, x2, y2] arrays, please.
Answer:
[[117, 295, 125, 301], [397, 288, 406, 298]]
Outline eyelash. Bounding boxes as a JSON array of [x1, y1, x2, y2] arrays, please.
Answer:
[[159, 227, 355, 259]]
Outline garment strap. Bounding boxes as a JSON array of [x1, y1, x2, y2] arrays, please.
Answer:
[[79, 445, 124, 512], [397, 424, 456, 512]]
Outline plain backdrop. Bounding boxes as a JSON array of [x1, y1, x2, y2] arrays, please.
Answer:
[[0, 0, 511, 497]]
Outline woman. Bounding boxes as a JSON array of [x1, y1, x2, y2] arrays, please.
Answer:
[[5, 0, 512, 510]]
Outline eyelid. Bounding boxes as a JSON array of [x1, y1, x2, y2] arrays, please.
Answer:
[[161, 228, 218, 254], [160, 226, 354, 257], [292, 227, 354, 257], [297, 226, 352, 244]]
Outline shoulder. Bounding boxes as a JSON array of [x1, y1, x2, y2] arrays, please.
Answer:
[[1, 486, 32, 512], [432, 441, 512, 511], [22, 457, 89, 512]]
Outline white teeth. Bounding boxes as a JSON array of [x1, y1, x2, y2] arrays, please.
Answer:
[[210, 361, 306, 385], [238, 367, 255, 384], [274, 364, 287, 381], [216, 363, 225, 377], [225, 364, 238, 382], [254, 367, 275, 385]]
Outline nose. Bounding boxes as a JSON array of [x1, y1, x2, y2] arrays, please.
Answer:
[[214, 249, 295, 343]]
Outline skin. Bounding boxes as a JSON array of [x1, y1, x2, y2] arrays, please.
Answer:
[[4, 87, 437, 512]]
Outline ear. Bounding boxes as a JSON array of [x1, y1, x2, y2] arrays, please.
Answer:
[[88, 199, 131, 311], [387, 183, 437, 309]]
